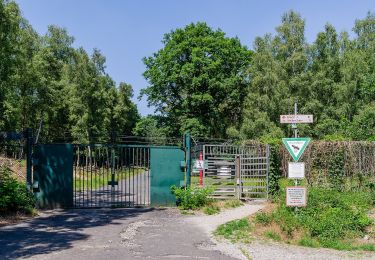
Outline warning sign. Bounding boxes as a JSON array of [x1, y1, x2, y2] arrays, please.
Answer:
[[286, 186, 307, 207]]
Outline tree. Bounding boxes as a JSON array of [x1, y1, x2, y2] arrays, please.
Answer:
[[142, 22, 252, 138]]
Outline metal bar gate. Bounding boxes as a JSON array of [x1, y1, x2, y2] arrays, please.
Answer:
[[73, 144, 151, 208], [192, 144, 270, 199]]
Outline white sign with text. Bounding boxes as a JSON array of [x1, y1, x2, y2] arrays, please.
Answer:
[[288, 162, 305, 179]]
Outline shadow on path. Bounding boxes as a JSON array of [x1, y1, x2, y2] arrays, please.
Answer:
[[0, 207, 157, 259]]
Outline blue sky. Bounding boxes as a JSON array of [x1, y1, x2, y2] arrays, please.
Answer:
[[15, 0, 375, 116]]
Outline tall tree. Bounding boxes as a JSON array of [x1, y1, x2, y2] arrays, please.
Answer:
[[142, 22, 252, 138]]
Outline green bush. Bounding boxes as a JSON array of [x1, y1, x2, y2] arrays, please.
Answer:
[[254, 183, 375, 250], [203, 205, 220, 215], [171, 185, 214, 210], [215, 218, 252, 242], [0, 167, 35, 214]]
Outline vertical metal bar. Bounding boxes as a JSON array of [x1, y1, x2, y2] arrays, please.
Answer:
[[73, 146, 76, 208], [132, 147, 135, 206], [236, 155, 240, 200], [24, 128, 33, 190], [90, 145, 93, 208], [266, 144, 270, 200], [185, 133, 191, 187], [82, 147, 85, 207], [203, 145, 206, 187]]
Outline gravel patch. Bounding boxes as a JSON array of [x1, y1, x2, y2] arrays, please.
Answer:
[[186, 202, 265, 260], [186, 202, 265, 235], [185, 202, 375, 260], [242, 240, 375, 260]]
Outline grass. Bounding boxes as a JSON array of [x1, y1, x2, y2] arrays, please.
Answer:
[[202, 199, 244, 215], [215, 218, 253, 243], [214, 178, 375, 253], [74, 167, 144, 190]]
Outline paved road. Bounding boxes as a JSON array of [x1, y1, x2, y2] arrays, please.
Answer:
[[0, 208, 236, 260], [74, 171, 150, 208]]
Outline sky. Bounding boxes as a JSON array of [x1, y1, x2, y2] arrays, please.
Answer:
[[15, 0, 375, 116]]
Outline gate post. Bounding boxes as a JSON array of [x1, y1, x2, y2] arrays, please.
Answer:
[[25, 128, 33, 190], [184, 133, 191, 187], [235, 155, 241, 200]]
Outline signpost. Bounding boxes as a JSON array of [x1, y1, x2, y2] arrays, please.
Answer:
[[282, 138, 311, 162], [286, 187, 307, 207], [280, 114, 313, 124], [288, 162, 305, 179], [281, 103, 312, 208]]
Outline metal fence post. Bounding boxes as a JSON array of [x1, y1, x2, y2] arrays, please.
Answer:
[[184, 133, 191, 187], [25, 128, 33, 190], [266, 144, 270, 200]]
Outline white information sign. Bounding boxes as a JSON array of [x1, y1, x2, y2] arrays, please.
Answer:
[[286, 187, 307, 207], [280, 114, 313, 124], [194, 160, 204, 170], [288, 162, 305, 179]]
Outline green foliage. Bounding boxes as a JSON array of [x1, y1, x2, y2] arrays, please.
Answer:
[[254, 184, 375, 250], [223, 199, 243, 209], [170, 185, 214, 210], [255, 212, 272, 225], [264, 231, 281, 241], [267, 144, 282, 196], [0, 0, 139, 141], [0, 167, 35, 214], [215, 218, 252, 242], [132, 115, 167, 141], [142, 22, 252, 138], [203, 205, 220, 215]]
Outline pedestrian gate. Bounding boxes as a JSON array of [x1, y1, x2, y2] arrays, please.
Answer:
[[192, 144, 270, 199], [33, 144, 185, 208]]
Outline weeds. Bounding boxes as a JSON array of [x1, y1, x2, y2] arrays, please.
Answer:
[[252, 180, 375, 251], [215, 218, 253, 243], [0, 167, 35, 215], [171, 185, 214, 210]]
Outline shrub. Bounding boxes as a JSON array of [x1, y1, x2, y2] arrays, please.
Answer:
[[223, 199, 243, 209], [171, 185, 214, 210], [215, 218, 252, 242], [0, 167, 35, 214], [253, 182, 375, 250], [203, 205, 220, 215]]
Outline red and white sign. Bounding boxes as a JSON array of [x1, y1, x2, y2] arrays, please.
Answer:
[[286, 186, 307, 207], [280, 115, 313, 124]]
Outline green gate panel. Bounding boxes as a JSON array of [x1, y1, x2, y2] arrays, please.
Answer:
[[33, 144, 73, 208], [150, 147, 184, 206]]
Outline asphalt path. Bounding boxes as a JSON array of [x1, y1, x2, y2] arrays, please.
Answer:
[[74, 171, 150, 208], [0, 208, 235, 260]]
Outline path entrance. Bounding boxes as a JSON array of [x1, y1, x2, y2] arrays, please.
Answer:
[[33, 144, 186, 208]]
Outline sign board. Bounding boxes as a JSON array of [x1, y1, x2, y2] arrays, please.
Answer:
[[282, 138, 311, 162], [193, 160, 204, 170], [280, 114, 313, 124], [288, 162, 305, 179], [286, 186, 307, 207]]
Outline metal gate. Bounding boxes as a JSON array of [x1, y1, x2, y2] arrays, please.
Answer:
[[192, 144, 269, 199], [73, 144, 151, 208], [33, 143, 185, 208]]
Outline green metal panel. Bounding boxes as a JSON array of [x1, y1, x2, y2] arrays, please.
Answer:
[[150, 147, 184, 206], [33, 144, 73, 208]]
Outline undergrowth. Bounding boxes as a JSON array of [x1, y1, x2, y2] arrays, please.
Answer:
[[253, 179, 375, 251], [215, 179, 375, 252], [0, 167, 35, 215]]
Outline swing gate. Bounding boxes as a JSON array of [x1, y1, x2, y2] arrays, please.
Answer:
[[33, 144, 185, 208], [192, 144, 270, 199]]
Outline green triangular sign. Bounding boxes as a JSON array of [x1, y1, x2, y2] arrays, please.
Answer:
[[282, 138, 311, 162]]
